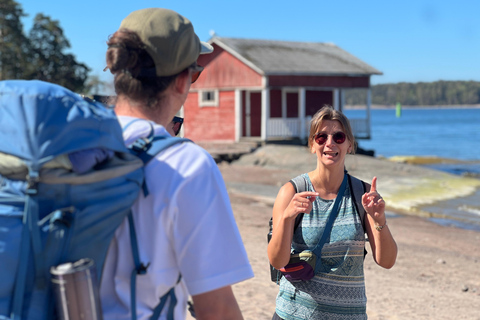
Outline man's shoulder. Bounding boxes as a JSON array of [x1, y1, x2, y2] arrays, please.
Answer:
[[140, 136, 214, 178], [116, 115, 215, 171], [162, 138, 205, 154]]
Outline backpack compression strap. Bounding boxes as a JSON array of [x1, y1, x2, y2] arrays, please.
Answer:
[[128, 135, 191, 320], [11, 169, 46, 320]]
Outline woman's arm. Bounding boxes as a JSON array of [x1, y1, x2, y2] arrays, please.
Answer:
[[267, 183, 318, 269], [362, 177, 398, 269]]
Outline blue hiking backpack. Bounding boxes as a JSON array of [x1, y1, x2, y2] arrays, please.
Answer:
[[0, 80, 189, 320]]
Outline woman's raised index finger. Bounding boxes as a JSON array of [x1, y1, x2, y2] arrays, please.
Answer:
[[371, 177, 377, 193]]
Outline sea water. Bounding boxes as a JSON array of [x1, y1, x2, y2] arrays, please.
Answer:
[[344, 107, 480, 231]]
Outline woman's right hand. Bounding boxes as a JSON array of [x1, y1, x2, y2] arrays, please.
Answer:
[[284, 191, 319, 220], [268, 184, 318, 269]]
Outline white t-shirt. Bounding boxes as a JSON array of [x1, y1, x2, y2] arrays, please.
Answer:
[[100, 116, 253, 320]]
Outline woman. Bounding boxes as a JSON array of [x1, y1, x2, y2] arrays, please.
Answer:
[[267, 106, 397, 319]]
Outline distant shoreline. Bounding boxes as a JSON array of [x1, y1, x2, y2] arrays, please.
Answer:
[[345, 104, 480, 110]]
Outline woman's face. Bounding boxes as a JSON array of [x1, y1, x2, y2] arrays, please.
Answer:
[[310, 120, 352, 168]]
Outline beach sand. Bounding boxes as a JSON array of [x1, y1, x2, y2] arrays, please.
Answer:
[[196, 144, 480, 320]]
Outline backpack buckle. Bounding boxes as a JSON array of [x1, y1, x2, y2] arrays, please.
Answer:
[[27, 170, 39, 192], [50, 207, 75, 229], [137, 262, 150, 275], [131, 137, 152, 154]]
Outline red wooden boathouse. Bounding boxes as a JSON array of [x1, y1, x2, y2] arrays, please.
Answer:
[[182, 37, 382, 143]]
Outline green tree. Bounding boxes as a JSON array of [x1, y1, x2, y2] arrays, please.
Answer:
[[84, 74, 108, 95], [0, 0, 29, 79], [26, 13, 89, 92], [345, 81, 480, 106]]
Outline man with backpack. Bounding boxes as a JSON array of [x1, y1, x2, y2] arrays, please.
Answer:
[[100, 8, 254, 320]]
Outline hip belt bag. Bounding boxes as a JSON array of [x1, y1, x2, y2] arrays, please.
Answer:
[[279, 250, 316, 282]]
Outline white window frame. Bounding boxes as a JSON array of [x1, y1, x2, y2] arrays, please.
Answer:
[[198, 90, 219, 107]]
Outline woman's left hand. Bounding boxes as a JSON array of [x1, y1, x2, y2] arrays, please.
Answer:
[[362, 177, 386, 223], [362, 176, 397, 269]]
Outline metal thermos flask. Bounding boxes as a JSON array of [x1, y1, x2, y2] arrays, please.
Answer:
[[50, 258, 103, 320]]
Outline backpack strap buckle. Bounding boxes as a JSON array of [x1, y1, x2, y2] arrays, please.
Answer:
[[126, 121, 155, 155], [49, 207, 75, 229], [131, 137, 152, 154], [136, 262, 150, 275], [26, 169, 39, 192]]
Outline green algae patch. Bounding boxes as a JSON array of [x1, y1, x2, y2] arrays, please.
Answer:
[[388, 156, 462, 165], [382, 174, 480, 214]]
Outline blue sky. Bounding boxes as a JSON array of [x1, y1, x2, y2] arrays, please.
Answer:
[[19, 0, 480, 89]]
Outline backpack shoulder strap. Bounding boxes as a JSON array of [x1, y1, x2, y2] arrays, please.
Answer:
[[124, 119, 191, 167], [289, 174, 308, 193], [347, 174, 367, 231], [130, 136, 192, 197], [347, 174, 370, 259], [288, 174, 308, 231], [128, 135, 191, 320], [133, 136, 192, 166], [267, 174, 308, 243]]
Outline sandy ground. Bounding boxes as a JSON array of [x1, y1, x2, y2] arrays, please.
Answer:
[[199, 145, 480, 320]]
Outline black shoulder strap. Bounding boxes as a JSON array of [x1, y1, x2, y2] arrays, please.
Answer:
[[347, 174, 367, 231], [288, 175, 308, 231]]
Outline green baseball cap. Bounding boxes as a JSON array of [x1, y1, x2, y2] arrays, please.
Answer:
[[119, 8, 213, 77]]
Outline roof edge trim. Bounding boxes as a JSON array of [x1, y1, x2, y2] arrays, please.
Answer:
[[209, 37, 265, 76], [265, 71, 383, 76]]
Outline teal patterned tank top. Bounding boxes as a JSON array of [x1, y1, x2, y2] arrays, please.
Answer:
[[275, 173, 367, 320]]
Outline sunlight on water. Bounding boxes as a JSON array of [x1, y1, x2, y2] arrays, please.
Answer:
[[344, 108, 480, 162], [459, 205, 480, 217], [345, 108, 480, 231]]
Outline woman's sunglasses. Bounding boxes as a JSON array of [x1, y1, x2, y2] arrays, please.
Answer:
[[313, 132, 346, 145], [172, 116, 184, 136]]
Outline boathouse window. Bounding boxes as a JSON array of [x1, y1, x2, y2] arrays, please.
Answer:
[[199, 90, 219, 107]]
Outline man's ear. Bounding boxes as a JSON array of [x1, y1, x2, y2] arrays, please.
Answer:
[[173, 70, 190, 95]]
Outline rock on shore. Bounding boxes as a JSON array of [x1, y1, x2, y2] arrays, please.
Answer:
[[229, 144, 480, 219]]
